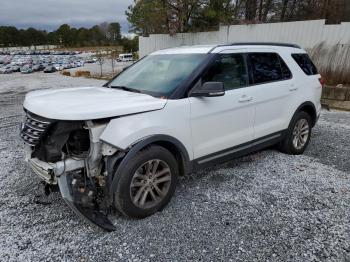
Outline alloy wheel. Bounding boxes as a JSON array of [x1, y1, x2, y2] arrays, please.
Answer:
[[292, 118, 310, 150], [130, 159, 172, 209]]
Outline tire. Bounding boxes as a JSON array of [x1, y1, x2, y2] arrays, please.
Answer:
[[113, 145, 178, 218], [278, 111, 312, 155]]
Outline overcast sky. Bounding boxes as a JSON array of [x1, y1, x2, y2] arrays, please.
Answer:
[[0, 0, 133, 33]]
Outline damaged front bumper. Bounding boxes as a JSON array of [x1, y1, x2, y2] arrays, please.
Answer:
[[26, 157, 85, 185], [25, 147, 116, 232], [57, 174, 116, 232]]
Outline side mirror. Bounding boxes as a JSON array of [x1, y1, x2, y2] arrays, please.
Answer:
[[190, 82, 225, 97]]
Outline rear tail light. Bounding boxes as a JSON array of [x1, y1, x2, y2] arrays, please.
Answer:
[[319, 77, 325, 87]]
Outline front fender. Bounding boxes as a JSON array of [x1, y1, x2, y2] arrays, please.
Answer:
[[99, 99, 193, 159]]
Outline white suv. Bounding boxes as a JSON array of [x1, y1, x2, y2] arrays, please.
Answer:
[[20, 43, 322, 231]]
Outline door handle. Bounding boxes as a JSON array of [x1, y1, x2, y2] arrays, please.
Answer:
[[239, 95, 253, 103]]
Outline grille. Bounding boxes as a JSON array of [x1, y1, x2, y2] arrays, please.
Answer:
[[20, 112, 53, 147]]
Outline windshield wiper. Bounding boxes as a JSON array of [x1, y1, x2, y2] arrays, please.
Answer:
[[109, 85, 141, 93]]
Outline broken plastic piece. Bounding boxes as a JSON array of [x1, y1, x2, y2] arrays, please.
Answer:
[[57, 174, 116, 232]]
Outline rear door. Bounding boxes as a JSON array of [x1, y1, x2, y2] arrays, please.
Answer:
[[247, 51, 295, 139], [189, 51, 255, 160]]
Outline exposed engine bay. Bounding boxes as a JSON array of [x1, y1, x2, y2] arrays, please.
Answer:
[[21, 111, 121, 231]]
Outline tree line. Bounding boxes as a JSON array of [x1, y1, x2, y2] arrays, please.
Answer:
[[126, 0, 350, 35], [0, 22, 137, 51]]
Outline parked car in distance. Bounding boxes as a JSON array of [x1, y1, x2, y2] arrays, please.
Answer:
[[20, 65, 33, 74], [43, 66, 56, 73], [53, 64, 63, 71], [0, 52, 93, 75], [32, 65, 40, 72], [11, 65, 21, 72], [0, 66, 13, 74], [20, 43, 322, 231]]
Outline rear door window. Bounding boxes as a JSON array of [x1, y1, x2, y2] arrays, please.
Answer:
[[248, 53, 292, 84], [291, 54, 318, 75], [248, 53, 284, 84]]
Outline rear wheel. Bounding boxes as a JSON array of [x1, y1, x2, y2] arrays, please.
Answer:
[[113, 145, 178, 218], [279, 111, 312, 155]]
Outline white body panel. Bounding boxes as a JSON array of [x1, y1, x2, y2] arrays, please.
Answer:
[[246, 48, 322, 139], [243, 48, 299, 138], [23, 87, 166, 120], [189, 48, 254, 159], [189, 89, 255, 159], [100, 99, 194, 159]]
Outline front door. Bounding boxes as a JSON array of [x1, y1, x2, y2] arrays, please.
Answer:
[[189, 52, 255, 160]]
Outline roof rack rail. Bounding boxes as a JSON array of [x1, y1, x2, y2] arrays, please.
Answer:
[[212, 42, 301, 50]]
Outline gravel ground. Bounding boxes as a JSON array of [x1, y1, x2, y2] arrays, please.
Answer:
[[0, 73, 349, 262], [0, 71, 105, 94]]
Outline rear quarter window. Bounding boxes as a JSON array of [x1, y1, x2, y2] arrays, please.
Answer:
[[291, 54, 318, 75]]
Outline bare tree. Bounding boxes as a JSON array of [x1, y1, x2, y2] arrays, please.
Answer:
[[95, 50, 105, 77], [325, 0, 347, 24], [322, 0, 330, 18], [110, 50, 119, 74], [245, 0, 257, 21], [99, 22, 109, 39], [280, 0, 289, 21], [287, 0, 297, 20], [258, 0, 263, 21], [345, 0, 350, 20], [262, 0, 272, 22]]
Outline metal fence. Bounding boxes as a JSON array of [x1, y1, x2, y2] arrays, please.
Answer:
[[139, 19, 350, 57]]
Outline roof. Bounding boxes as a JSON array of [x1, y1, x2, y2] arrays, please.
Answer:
[[150, 42, 303, 55], [151, 45, 216, 55], [221, 42, 301, 48]]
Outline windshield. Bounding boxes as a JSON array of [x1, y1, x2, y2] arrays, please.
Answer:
[[109, 54, 206, 97]]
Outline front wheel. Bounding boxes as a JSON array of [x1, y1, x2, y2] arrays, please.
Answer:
[[113, 145, 178, 218], [279, 111, 312, 155]]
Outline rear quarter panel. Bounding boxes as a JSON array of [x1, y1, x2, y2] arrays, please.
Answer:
[[280, 49, 322, 128]]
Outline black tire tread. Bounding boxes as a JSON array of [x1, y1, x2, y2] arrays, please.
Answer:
[[113, 145, 178, 219], [278, 111, 312, 155]]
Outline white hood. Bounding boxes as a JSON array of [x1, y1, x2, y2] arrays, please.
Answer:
[[23, 87, 167, 120]]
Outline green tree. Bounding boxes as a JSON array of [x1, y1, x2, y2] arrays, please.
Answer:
[[120, 36, 139, 52], [126, 0, 168, 35], [23, 28, 47, 46], [108, 22, 122, 42], [76, 27, 90, 47], [56, 24, 72, 46], [126, 0, 253, 34], [190, 0, 237, 31], [125, 0, 350, 35], [0, 26, 20, 46], [46, 31, 58, 45], [89, 25, 106, 46]]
